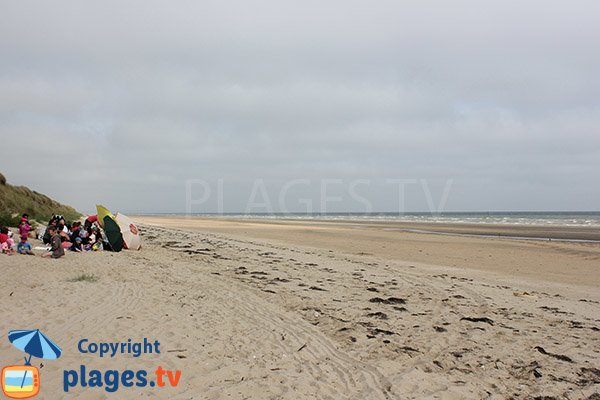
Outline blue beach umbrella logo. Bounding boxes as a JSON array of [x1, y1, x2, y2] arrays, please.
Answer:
[[2, 330, 61, 399], [8, 329, 62, 365]]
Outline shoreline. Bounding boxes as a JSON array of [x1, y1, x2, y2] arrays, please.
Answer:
[[390, 228, 600, 244], [133, 215, 600, 242]]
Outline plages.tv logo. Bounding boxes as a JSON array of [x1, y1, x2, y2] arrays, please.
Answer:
[[1, 329, 61, 399]]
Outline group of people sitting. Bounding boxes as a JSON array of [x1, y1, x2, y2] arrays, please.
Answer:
[[41, 214, 104, 258], [0, 213, 106, 258], [0, 214, 35, 255]]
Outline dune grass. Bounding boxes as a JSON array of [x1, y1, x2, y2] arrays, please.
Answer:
[[0, 173, 81, 226]]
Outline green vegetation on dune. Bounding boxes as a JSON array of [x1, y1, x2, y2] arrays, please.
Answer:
[[0, 173, 81, 226]]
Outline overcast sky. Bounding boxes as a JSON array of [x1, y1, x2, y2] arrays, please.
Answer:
[[1, 1, 599, 214]]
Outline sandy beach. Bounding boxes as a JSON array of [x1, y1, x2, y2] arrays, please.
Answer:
[[3, 0, 599, 398], [1, 217, 599, 399], [136, 217, 600, 287]]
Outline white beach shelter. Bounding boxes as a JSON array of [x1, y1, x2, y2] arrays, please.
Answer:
[[114, 212, 142, 250]]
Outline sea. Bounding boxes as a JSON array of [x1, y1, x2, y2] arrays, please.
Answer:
[[153, 212, 600, 228]]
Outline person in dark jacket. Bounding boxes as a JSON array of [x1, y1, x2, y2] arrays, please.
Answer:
[[42, 226, 65, 259], [43, 218, 58, 245], [70, 221, 82, 243]]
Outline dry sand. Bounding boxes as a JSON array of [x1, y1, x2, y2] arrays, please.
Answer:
[[0, 217, 598, 399]]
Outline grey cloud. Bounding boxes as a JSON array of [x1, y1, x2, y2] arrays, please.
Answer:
[[1, 0, 599, 213]]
